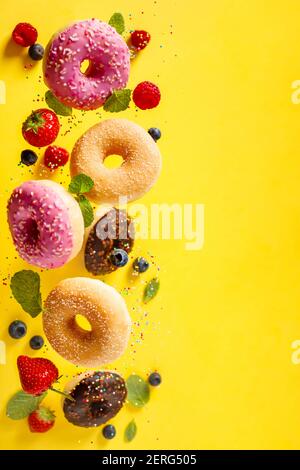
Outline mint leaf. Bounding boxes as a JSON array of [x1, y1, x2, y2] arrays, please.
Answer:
[[7, 391, 47, 420], [108, 12, 125, 35], [45, 90, 72, 116], [126, 375, 150, 408], [78, 195, 94, 227], [68, 174, 94, 195], [125, 419, 137, 442], [104, 89, 131, 113], [10, 270, 42, 317], [143, 278, 160, 303]]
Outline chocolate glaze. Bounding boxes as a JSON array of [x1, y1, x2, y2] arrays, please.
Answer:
[[85, 208, 134, 275], [63, 371, 127, 427]]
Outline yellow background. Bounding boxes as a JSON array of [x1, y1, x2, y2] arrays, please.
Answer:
[[0, 0, 300, 450]]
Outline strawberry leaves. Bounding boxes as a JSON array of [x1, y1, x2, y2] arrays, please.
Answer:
[[108, 12, 125, 35]]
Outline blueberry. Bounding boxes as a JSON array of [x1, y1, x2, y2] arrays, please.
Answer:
[[148, 372, 161, 386], [110, 249, 128, 267], [21, 149, 38, 166], [28, 43, 44, 61], [133, 257, 149, 273], [8, 320, 27, 339], [148, 127, 161, 141], [29, 335, 44, 350], [102, 424, 116, 440]]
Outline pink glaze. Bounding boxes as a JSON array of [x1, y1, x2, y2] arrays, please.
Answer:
[[8, 181, 74, 269], [43, 19, 130, 110]]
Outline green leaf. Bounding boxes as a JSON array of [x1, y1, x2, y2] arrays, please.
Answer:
[[103, 89, 131, 113], [10, 270, 42, 317], [68, 173, 94, 195], [108, 12, 125, 35], [7, 391, 47, 420], [45, 90, 72, 116], [125, 419, 137, 442], [126, 375, 150, 408], [143, 278, 160, 303], [78, 195, 94, 227]]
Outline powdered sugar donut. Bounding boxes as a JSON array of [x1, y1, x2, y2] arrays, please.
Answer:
[[43, 277, 131, 366], [7, 180, 84, 269], [43, 19, 130, 110], [70, 118, 162, 203]]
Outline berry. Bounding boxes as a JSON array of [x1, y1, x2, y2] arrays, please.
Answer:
[[148, 127, 161, 142], [28, 406, 55, 433], [21, 149, 38, 166], [133, 257, 149, 273], [44, 145, 69, 169], [131, 30, 151, 51], [110, 249, 129, 267], [29, 335, 44, 350], [28, 44, 44, 61], [17, 355, 59, 395], [22, 109, 60, 147], [102, 424, 116, 439], [133, 81, 161, 110], [12, 23, 37, 47], [8, 320, 27, 339], [148, 372, 162, 386]]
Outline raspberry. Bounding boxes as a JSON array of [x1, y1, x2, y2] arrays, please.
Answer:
[[44, 145, 69, 169], [132, 81, 161, 110], [12, 23, 38, 47], [131, 30, 151, 51]]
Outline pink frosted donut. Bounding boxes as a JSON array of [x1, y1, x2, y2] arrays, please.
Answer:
[[7, 180, 84, 269], [43, 19, 130, 110]]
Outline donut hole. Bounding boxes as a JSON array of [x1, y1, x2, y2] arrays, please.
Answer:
[[80, 59, 104, 78], [75, 314, 92, 332], [24, 219, 39, 245], [103, 154, 124, 169], [80, 59, 92, 75]]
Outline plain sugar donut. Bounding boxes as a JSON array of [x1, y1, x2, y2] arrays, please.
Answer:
[[7, 180, 84, 269], [70, 118, 162, 204], [43, 19, 130, 110], [43, 277, 131, 367]]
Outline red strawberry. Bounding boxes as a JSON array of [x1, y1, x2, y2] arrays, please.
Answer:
[[12, 23, 38, 47], [131, 30, 151, 51], [132, 81, 161, 110], [17, 355, 59, 396], [22, 109, 60, 147], [44, 145, 69, 169], [28, 406, 55, 433]]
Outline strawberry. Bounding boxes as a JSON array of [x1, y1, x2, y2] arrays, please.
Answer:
[[17, 355, 59, 396], [131, 30, 151, 51], [12, 23, 38, 47], [44, 145, 69, 169], [132, 81, 161, 110], [22, 109, 60, 147], [28, 406, 55, 433]]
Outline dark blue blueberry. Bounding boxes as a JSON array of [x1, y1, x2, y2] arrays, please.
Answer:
[[148, 372, 162, 386], [133, 257, 149, 273], [28, 43, 44, 61], [102, 424, 116, 439], [8, 320, 27, 339], [29, 335, 44, 350], [110, 249, 128, 267], [148, 127, 161, 141], [21, 149, 38, 166]]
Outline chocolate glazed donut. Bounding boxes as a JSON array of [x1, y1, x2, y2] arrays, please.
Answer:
[[85, 207, 134, 275], [63, 371, 127, 427]]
